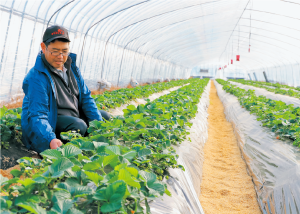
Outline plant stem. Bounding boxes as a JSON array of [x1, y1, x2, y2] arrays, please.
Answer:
[[0, 188, 9, 196]]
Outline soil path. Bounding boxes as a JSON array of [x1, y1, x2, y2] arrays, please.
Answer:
[[199, 81, 261, 214]]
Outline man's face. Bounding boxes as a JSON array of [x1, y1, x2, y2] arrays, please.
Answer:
[[41, 40, 69, 70]]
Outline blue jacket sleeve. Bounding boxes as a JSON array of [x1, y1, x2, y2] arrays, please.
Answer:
[[25, 73, 56, 152], [75, 66, 103, 122]]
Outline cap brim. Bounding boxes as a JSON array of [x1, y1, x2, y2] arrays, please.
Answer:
[[45, 35, 71, 43]]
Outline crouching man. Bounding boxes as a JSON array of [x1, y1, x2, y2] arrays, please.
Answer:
[[21, 25, 109, 153]]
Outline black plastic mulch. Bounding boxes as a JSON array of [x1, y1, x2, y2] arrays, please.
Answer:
[[0, 141, 38, 170]]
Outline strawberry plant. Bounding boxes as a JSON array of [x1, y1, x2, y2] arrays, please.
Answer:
[[1, 79, 209, 213], [0, 106, 22, 150], [0, 80, 189, 151], [92, 79, 191, 109], [217, 79, 300, 147], [230, 79, 300, 99]]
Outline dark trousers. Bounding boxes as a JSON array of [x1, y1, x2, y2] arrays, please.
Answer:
[[55, 110, 110, 139]]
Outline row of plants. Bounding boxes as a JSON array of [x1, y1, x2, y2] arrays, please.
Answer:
[[0, 79, 190, 150], [230, 79, 300, 99], [216, 79, 300, 147], [0, 107, 22, 149], [0, 78, 209, 214], [92, 80, 191, 109]]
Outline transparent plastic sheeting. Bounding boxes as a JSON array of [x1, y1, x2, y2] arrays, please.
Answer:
[[214, 80, 300, 214], [99, 82, 209, 213], [230, 81, 300, 108], [148, 81, 210, 214]]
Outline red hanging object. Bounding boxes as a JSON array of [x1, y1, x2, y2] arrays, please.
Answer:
[[224, 65, 227, 68], [231, 59, 233, 64], [236, 55, 240, 61], [249, 45, 251, 53]]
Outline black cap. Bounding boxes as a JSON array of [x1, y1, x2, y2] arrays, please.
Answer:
[[43, 25, 71, 43]]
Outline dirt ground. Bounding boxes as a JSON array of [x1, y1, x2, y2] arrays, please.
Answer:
[[199, 81, 261, 214]]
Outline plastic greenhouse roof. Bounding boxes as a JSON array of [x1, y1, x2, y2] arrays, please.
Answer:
[[1, 0, 300, 100], [1, 0, 299, 67]]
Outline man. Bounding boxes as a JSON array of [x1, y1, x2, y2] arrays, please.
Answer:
[[21, 25, 109, 153]]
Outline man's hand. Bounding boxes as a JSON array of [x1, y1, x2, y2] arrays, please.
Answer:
[[50, 139, 63, 149]]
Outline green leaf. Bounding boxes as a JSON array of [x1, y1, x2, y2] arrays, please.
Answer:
[[53, 189, 71, 201], [132, 113, 143, 121], [123, 151, 137, 160], [93, 181, 126, 213], [18, 202, 47, 214], [83, 157, 104, 171], [118, 169, 140, 188], [93, 142, 109, 148], [88, 120, 102, 130], [0, 106, 7, 118], [18, 178, 36, 187], [66, 208, 84, 214], [80, 141, 95, 150], [56, 182, 91, 198], [89, 135, 109, 143], [51, 199, 73, 214], [177, 119, 184, 127], [145, 199, 151, 213], [137, 105, 145, 113], [0, 198, 7, 210], [139, 171, 156, 186], [125, 118, 135, 124], [69, 157, 83, 167], [0, 174, 9, 185], [148, 182, 165, 194], [163, 113, 172, 119], [113, 119, 123, 127], [61, 145, 82, 158], [123, 109, 130, 115], [127, 105, 136, 111], [103, 155, 119, 166], [164, 186, 172, 196], [33, 176, 46, 184], [138, 148, 152, 157], [49, 157, 74, 175], [136, 122, 146, 129], [126, 167, 138, 178], [84, 171, 103, 186], [40, 149, 62, 160], [6, 200, 12, 209], [105, 146, 120, 155], [52, 171, 64, 178]]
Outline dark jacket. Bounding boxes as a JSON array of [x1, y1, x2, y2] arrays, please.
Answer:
[[21, 52, 102, 153], [41, 54, 80, 118]]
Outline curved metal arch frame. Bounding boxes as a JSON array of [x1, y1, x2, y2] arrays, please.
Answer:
[[101, 2, 241, 80], [2, 0, 300, 95]]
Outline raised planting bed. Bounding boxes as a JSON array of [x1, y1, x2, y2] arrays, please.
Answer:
[[0, 79, 209, 214], [215, 79, 300, 213], [0, 79, 191, 170], [230, 79, 300, 99]]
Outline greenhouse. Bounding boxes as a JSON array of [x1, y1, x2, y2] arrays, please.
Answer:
[[0, 0, 300, 213]]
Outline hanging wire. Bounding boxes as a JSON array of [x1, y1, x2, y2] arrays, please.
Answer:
[[232, 38, 233, 63], [238, 25, 240, 54], [249, 0, 253, 53]]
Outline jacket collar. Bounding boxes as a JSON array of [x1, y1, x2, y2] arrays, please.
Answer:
[[34, 51, 78, 100], [34, 51, 77, 74]]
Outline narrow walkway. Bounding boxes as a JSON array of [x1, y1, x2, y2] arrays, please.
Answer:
[[199, 81, 261, 214]]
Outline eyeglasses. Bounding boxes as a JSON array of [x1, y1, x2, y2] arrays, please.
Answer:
[[46, 47, 70, 56]]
